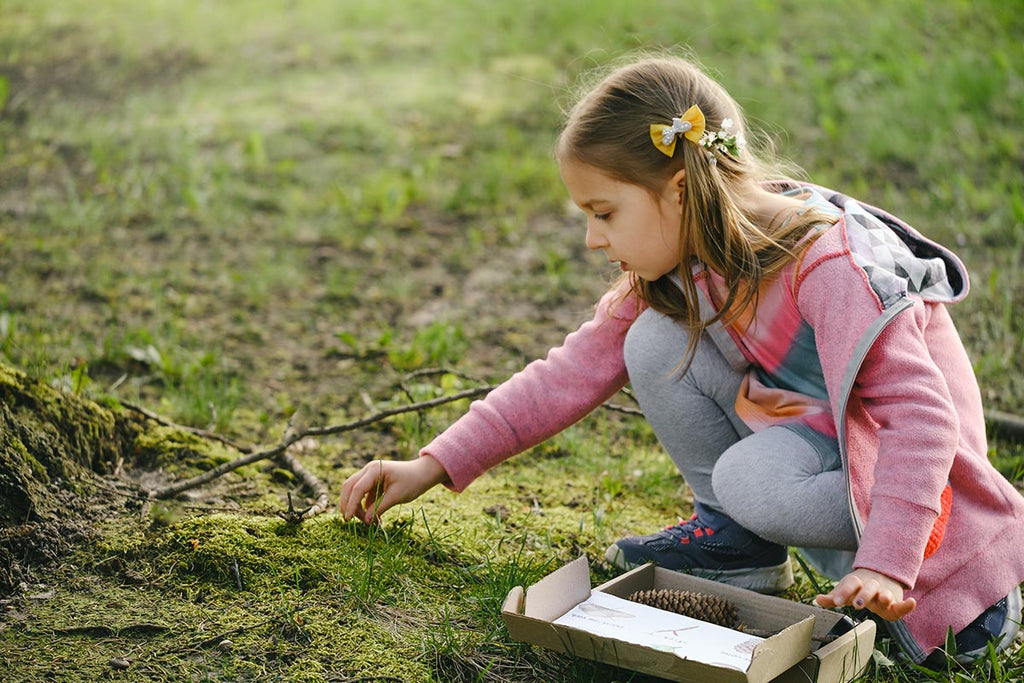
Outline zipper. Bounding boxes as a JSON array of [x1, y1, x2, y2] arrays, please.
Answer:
[[835, 296, 914, 537], [833, 296, 928, 663]]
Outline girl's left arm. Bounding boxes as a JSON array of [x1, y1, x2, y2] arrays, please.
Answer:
[[795, 251, 960, 599], [842, 304, 959, 586]]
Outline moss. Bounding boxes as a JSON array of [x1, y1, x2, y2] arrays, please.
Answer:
[[2, 509, 492, 681], [0, 360, 256, 524], [0, 399, 53, 521], [129, 424, 233, 475], [0, 574, 430, 682], [0, 362, 134, 522], [0, 363, 125, 472]]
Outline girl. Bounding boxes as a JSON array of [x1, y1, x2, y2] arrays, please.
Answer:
[[339, 55, 1024, 666]]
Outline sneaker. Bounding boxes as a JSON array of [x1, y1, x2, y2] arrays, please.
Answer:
[[951, 585, 1022, 665], [604, 502, 793, 593]]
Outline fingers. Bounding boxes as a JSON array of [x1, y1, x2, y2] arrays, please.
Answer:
[[338, 457, 444, 524], [339, 461, 387, 524], [814, 571, 917, 621], [338, 465, 365, 521], [884, 596, 917, 620]]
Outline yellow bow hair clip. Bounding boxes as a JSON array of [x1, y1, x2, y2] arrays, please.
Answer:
[[649, 105, 706, 158]]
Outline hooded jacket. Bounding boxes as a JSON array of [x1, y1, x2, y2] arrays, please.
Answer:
[[421, 185, 1024, 660]]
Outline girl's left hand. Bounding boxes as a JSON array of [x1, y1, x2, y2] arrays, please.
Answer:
[[814, 568, 916, 621]]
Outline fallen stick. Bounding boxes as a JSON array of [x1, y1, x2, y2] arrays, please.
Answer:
[[121, 401, 253, 453], [276, 437, 331, 521], [146, 385, 496, 500], [987, 410, 1024, 442], [144, 381, 648, 502]]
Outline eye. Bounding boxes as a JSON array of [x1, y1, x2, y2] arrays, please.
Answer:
[[594, 212, 611, 221]]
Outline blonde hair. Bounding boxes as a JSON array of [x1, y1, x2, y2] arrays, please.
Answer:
[[556, 54, 831, 372]]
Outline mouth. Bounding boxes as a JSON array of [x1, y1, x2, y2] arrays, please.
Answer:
[[606, 256, 627, 272]]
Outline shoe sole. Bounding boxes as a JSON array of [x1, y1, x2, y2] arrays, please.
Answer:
[[604, 543, 794, 594]]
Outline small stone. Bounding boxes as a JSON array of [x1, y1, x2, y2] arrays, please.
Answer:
[[483, 504, 509, 520], [109, 657, 130, 670], [218, 639, 233, 652], [119, 569, 146, 585]]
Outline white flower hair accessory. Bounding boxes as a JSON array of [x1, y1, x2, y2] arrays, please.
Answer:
[[697, 117, 745, 165]]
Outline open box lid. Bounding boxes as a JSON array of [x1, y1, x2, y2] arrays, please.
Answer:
[[594, 559, 876, 682], [502, 556, 819, 683]]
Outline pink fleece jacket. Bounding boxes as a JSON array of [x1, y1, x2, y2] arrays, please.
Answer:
[[421, 187, 1024, 659]]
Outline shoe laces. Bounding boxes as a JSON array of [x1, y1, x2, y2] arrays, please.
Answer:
[[663, 512, 716, 545]]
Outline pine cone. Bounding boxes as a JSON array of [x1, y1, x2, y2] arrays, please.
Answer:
[[627, 589, 740, 628]]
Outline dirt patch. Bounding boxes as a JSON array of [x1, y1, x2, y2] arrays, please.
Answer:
[[0, 487, 109, 595], [1, 27, 204, 122]]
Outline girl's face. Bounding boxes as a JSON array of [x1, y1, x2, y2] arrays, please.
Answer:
[[559, 158, 684, 282]]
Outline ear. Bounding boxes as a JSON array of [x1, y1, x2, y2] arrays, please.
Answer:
[[668, 168, 686, 207]]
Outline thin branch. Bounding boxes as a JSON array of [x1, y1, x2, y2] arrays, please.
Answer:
[[143, 381, 649, 502], [147, 433, 301, 500], [601, 401, 643, 416], [146, 384, 496, 500], [299, 384, 495, 439], [276, 438, 331, 521], [121, 401, 253, 453], [986, 410, 1024, 442]]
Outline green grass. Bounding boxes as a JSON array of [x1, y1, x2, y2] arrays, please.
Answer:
[[1, 0, 1022, 681]]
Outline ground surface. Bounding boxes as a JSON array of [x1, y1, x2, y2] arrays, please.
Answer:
[[1, 1, 1023, 681]]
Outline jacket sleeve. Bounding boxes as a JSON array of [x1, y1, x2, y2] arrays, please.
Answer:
[[796, 249, 959, 589], [420, 286, 640, 492]]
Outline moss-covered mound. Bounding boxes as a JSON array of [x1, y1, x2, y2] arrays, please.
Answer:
[[0, 361, 241, 593], [0, 362, 140, 524]]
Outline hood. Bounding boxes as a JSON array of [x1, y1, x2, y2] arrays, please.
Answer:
[[777, 181, 970, 307]]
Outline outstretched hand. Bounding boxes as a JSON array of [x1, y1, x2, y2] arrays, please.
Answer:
[[339, 455, 448, 524], [815, 568, 916, 621]]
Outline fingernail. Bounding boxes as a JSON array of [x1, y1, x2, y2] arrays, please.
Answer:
[[854, 598, 865, 608]]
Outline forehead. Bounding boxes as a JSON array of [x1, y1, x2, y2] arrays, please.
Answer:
[[559, 159, 635, 204]]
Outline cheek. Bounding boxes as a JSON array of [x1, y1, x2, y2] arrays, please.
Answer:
[[659, 213, 682, 249]]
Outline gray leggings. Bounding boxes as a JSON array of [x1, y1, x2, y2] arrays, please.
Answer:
[[623, 307, 859, 552]]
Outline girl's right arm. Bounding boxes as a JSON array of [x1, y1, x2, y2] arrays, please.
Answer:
[[340, 282, 642, 523], [420, 284, 640, 492]]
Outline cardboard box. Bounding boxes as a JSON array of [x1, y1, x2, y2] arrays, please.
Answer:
[[502, 556, 875, 683]]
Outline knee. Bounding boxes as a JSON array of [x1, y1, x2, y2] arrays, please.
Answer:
[[712, 449, 771, 529], [711, 450, 746, 515], [624, 308, 689, 385]]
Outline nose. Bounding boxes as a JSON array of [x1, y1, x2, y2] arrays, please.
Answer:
[[585, 219, 608, 251]]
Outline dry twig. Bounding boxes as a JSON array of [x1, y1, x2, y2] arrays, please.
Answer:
[[987, 410, 1024, 442], [601, 401, 643, 416], [276, 437, 331, 521], [146, 384, 496, 501], [122, 401, 253, 453], [142, 377, 647, 505]]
